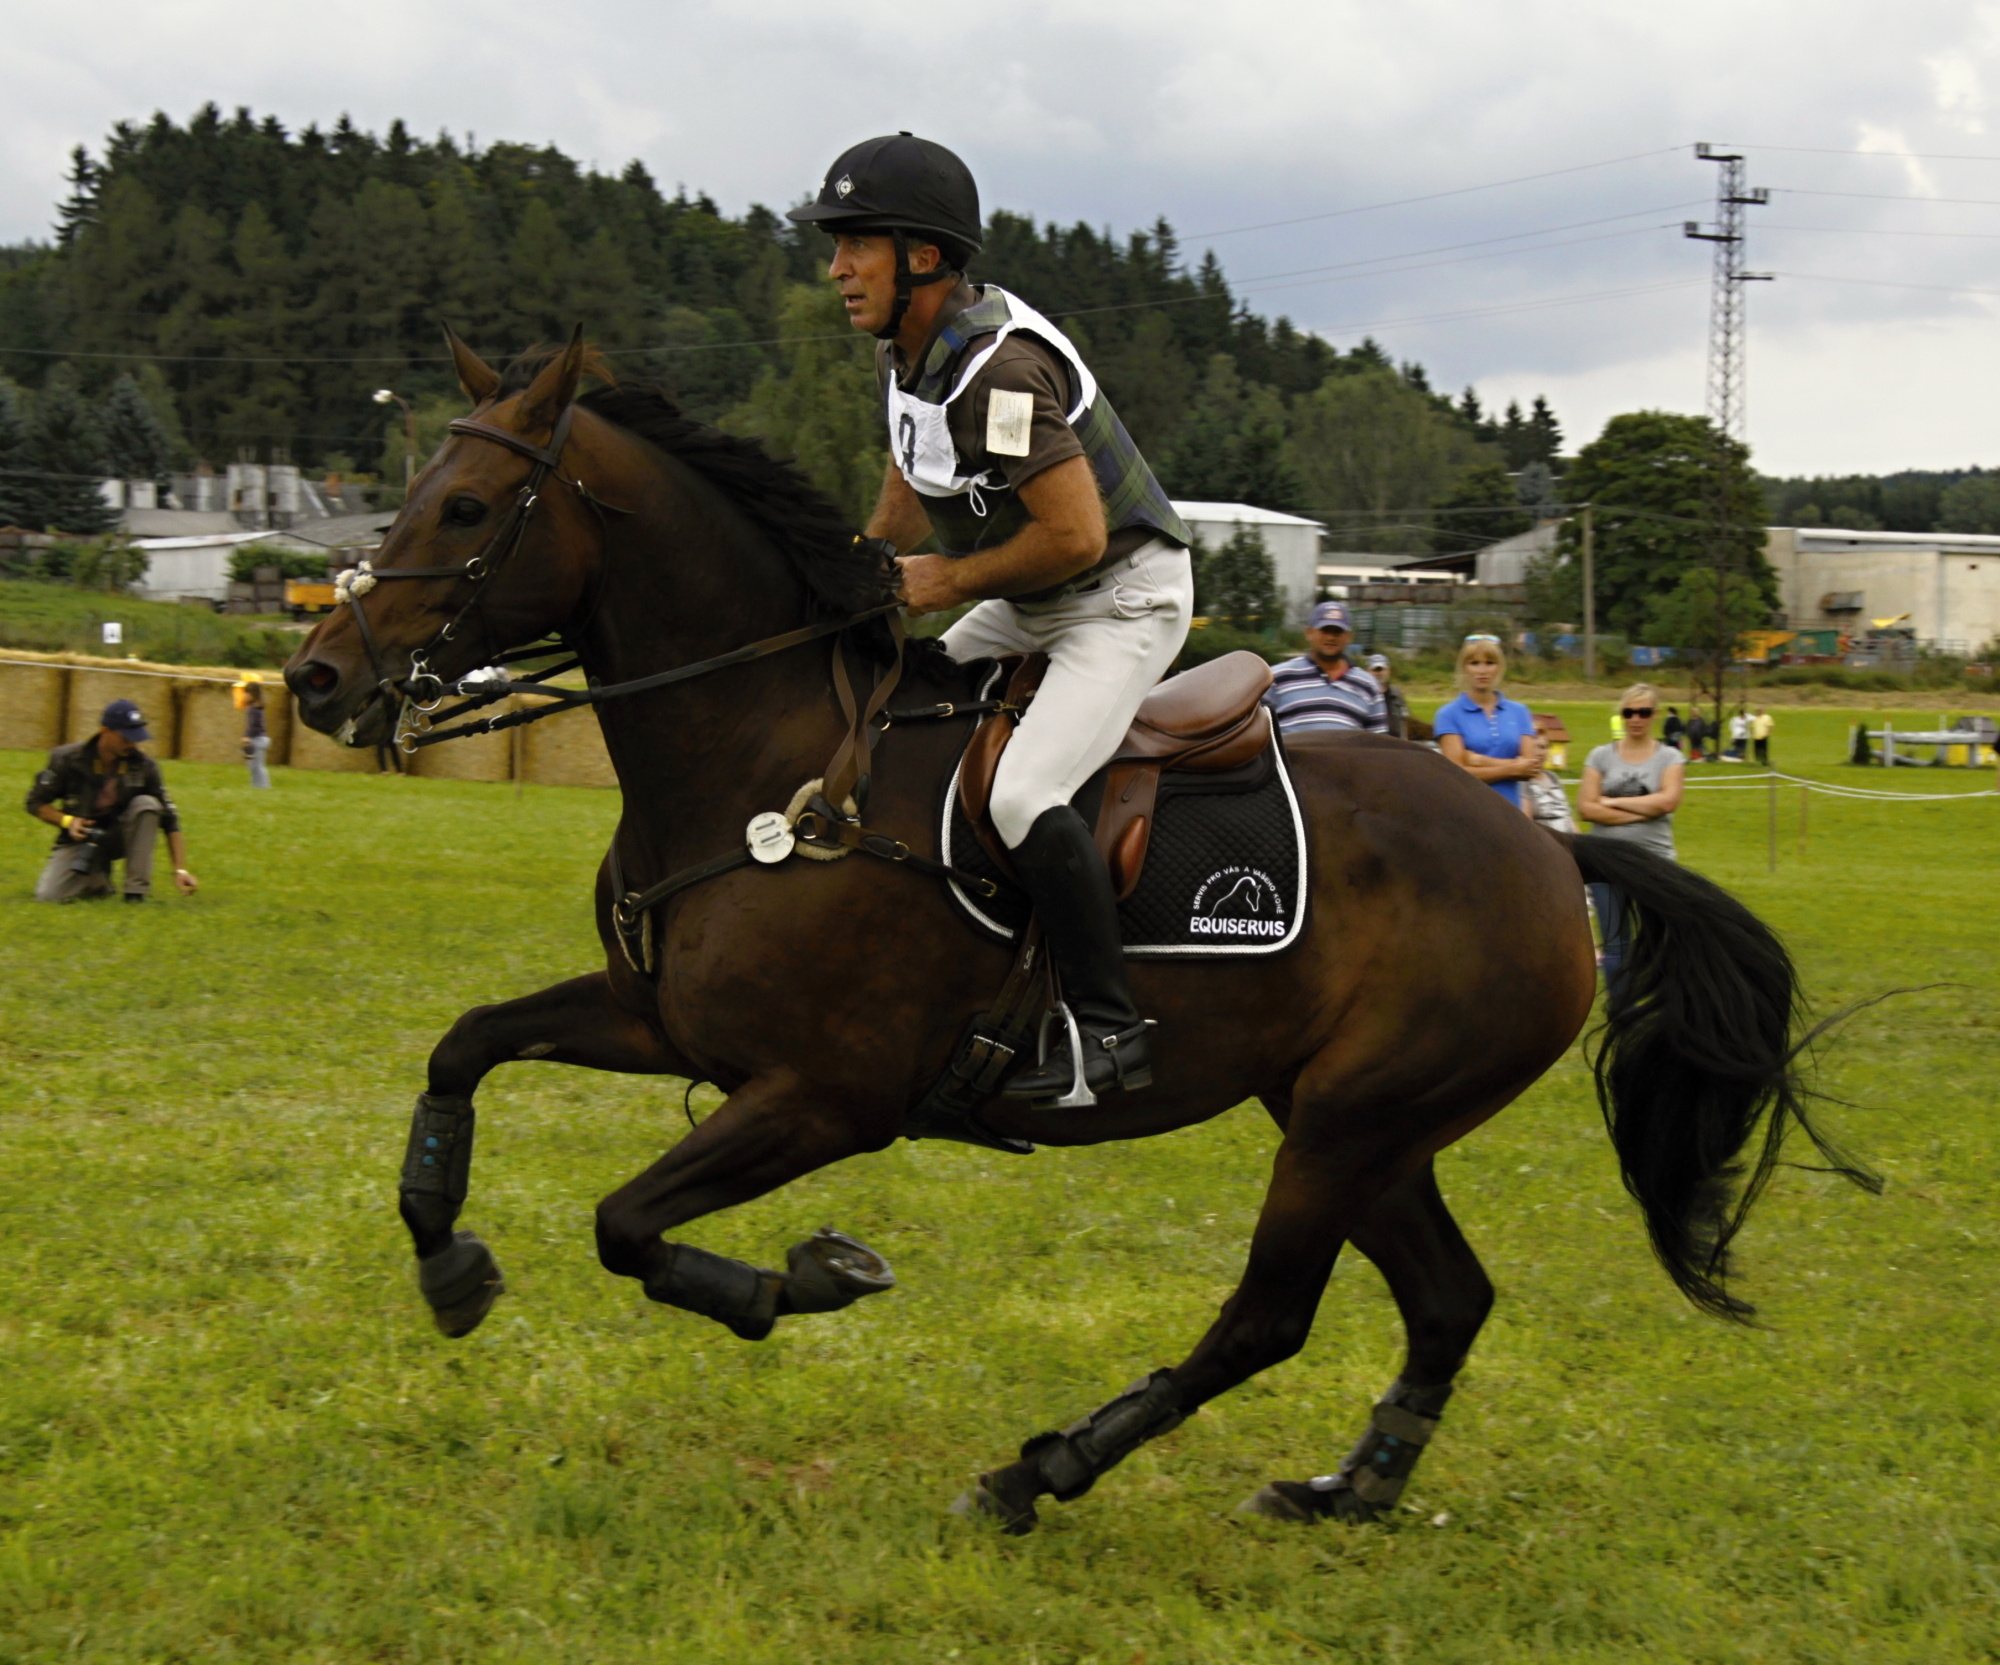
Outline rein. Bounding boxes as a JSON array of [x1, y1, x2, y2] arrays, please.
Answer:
[[333, 404, 994, 968]]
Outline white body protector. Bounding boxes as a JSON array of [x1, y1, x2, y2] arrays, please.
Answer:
[[897, 288, 1193, 850], [883, 287, 1096, 510]]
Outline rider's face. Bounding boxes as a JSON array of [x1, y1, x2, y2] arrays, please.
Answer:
[[828, 233, 943, 335]]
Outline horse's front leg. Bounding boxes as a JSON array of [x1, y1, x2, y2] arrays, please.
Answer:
[[593, 1068, 900, 1341], [405, 971, 685, 1337]]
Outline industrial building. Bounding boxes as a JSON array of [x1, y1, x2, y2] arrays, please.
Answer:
[[1764, 526, 2000, 656]]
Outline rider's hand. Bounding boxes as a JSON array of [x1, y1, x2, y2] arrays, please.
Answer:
[[63, 817, 94, 842], [895, 554, 963, 618], [173, 868, 199, 897]]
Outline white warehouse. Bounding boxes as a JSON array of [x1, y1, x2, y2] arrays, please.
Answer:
[[1171, 501, 1325, 627]]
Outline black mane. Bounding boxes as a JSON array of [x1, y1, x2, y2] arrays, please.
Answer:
[[496, 348, 900, 631]]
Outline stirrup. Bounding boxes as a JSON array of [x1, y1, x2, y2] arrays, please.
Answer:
[[1032, 1000, 1097, 1110]]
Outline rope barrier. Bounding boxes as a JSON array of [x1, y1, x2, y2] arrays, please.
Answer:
[[1676, 768, 1997, 801]]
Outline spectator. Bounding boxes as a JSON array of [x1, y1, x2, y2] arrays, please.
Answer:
[[1577, 682, 1685, 990], [1751, 707, 1774, 767], [1521, 733, 1576, 832], [1433, 634, 1540, 808], [1364, 652, 1412, 739], [1264, 601, 1387, 735], [25, 699, 199, 903], [235, 673, 272, 789], [1662, 706, 1686, 749], [1683, 707, 1709, 762], [1726, 707, 1750, 760]]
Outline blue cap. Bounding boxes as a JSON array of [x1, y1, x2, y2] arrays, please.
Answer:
[[100, 698, 152, 742], [1309, 601, 1353, 633]]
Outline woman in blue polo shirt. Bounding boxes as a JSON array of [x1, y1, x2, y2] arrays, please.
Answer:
[[1433, 635, 1540, 808]]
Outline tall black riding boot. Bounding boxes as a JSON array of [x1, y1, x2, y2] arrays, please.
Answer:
[[1002, 805, 1154, 1103]]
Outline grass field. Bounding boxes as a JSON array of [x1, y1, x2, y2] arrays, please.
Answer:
[[1, 705, 1994, 1664], [0, 579, 301, 668]]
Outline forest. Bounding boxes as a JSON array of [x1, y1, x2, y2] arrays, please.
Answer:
[[0, 105, 1565, 544]]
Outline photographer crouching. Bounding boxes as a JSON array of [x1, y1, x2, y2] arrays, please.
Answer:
[[26, 699, 199, 903]]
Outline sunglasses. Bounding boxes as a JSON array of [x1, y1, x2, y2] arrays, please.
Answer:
[[1620, 707, 1655, 719], [1463, 633, 1501, 644]]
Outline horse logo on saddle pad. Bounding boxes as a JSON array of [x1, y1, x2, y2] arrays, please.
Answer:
[[1189, 867, 1289, 940]]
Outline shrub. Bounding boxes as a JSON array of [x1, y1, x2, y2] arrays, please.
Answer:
[[228, 543, 330, 583]]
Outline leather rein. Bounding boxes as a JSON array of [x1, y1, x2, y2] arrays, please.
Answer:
[[332, 403, 997, 969]]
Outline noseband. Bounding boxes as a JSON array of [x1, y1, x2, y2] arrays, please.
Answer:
[[335, 405, 605, 736]]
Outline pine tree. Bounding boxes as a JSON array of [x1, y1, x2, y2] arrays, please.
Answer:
[[0, 378, 33, 531], [98, 373, 175, 484], [1198, 523, 1279, 629], [22, 367, 115, 534], [1528, 395, 1563, 464]]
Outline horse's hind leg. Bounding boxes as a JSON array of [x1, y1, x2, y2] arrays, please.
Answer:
[[957, 1124, 1380, 1534], [1240, 1158, 1493, 1523], [405, 971, 683, 1337]]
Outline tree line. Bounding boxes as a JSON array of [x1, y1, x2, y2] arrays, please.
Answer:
[[0, 105, 1567, 544]]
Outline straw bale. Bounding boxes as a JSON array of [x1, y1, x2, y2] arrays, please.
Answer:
[[521, 701, 616, 788], [69, 669, 173, 751], [0, 661, 68, 752], [286, 716, 387, 774], [408, 714, 513, 782], [177, 680, 252, 764]]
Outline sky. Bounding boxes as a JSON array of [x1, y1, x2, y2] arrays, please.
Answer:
[[7, 0, 2000, 477]]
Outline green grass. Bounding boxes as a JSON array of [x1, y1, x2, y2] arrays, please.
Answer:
[[0, 578, 300, 667], [0, 713, 1994, 1663]]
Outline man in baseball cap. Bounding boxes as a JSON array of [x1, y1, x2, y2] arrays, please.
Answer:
[[24, 698, 199, 902], [1263, 600, 1388, 737]]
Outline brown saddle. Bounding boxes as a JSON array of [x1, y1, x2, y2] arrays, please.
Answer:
[[959, 649, 1275, 899]]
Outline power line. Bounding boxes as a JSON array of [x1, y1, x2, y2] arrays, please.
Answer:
[[1773, 271, 2000, 299], [1180, 146, 1688, 240], [1781, 186, 2000, 207], [1761, 222, 2000, 240], [1725, 141, 2000, 164]]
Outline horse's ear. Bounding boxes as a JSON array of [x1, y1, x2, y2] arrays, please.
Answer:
[[516, 325, 587, 434], [442, 323, 500, 403]]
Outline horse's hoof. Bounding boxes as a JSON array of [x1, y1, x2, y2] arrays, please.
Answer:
[[783, 1226, 896, 1314], [1238, 1477, 1383, 1524], [951, 1473, 1039, 1536], [418, 1230, 506, 1338]]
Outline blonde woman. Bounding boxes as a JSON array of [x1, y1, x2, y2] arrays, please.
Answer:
[[1433, 634, 1540, 808], [1577, 683, 1685, 988], [233, 673, 271, 789]]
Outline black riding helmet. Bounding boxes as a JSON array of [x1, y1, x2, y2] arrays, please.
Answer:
[[788, 133, 983, 339]]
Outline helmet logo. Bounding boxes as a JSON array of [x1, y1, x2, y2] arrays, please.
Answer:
[[835, 174, 854, 199]]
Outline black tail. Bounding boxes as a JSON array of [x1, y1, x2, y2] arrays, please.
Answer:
[[1567, 836, 1880, 1320]]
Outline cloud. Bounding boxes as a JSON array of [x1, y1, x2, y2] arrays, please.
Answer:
[[10, 0, 2000, 471]]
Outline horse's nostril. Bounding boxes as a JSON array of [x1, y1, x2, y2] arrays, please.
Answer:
[[305, 662, 338, 693]]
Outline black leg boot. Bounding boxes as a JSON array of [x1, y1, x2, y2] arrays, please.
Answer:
[[1002, 806, 1154, 1103]]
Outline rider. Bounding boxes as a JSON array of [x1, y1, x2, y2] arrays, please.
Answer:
[[789, 134, 1194, 1103]]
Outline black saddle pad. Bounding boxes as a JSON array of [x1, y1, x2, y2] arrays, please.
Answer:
[[938, 732, 1310, 960]]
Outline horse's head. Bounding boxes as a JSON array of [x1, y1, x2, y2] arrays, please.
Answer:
[[285, 328, 610, 747]]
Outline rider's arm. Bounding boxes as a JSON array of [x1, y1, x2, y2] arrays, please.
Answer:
[[863, 462, 934, 554], [897, 455, 1107, 615]]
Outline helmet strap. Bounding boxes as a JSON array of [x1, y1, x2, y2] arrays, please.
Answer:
[[873, 228, 956, 342]]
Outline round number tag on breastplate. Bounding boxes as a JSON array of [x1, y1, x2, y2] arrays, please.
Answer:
[[746, 811, 795, 864]]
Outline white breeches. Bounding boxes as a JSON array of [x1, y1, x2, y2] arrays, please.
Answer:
[[941, 538, 1194, 848]]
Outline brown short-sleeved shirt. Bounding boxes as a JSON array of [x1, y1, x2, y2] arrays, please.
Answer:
[[881, 288, 1153, 567]]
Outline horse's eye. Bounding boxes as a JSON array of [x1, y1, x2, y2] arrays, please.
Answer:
[[445, 495, 486, 528]]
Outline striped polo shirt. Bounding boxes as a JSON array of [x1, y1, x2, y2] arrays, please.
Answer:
[[1264, 655, 1388, 735]]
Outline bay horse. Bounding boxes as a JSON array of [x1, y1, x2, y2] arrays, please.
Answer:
[[284, 332, 1871, 1533]]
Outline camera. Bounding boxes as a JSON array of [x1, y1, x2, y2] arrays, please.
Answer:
[[67, 823, 109, 876]]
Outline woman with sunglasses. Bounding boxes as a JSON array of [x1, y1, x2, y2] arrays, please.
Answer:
[[1577, 682, 1686, 989], [1433, 634, 1541, 809]]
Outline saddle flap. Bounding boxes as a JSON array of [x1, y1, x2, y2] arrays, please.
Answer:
[[959, 654, 1050, 873]]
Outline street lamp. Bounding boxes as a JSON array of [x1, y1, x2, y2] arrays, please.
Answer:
[[373, 388, 416, 496]]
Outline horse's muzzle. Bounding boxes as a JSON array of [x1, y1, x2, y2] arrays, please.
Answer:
[[285, 654, 395, 746]]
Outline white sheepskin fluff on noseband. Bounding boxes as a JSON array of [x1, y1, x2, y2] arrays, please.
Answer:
[[785, 778, 857, 862], [334, 560, 378, 603]]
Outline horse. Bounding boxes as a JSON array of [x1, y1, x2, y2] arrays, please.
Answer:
[[283, 330, 1872, 1533]]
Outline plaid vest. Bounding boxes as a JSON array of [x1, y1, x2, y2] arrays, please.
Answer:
[[890, 287, 1189, 586]]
